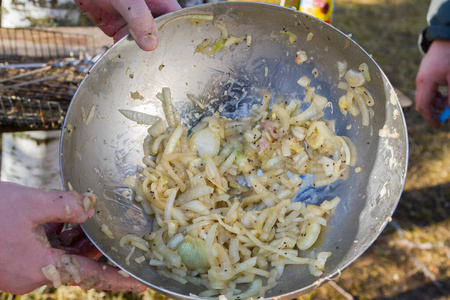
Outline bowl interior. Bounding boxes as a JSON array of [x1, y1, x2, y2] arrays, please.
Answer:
[[60, 2, 408, 299]]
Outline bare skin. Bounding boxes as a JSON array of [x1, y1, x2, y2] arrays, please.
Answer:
[[415, 39, 450, 128], [74, 0, 181, 51], [0, 182, 147, 294]]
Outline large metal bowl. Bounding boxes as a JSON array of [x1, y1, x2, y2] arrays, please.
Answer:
[[60, 2, 408, 299]]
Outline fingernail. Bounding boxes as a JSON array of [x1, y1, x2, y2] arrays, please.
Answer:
[[138, 32, 158, 51], [131, 284, 147, 293]]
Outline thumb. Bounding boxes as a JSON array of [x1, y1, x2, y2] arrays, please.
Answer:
[[42, 250, 147, 292], [111, 0, 158, 51], [6, 182, 98, 225]]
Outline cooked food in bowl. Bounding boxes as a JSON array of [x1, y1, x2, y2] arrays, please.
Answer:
[[117, 82, 357, 297], [60, 2, 408, 299]]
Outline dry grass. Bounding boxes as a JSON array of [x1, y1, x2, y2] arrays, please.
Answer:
[[299, 0, 450, 299], [2, 0, 450, 299]]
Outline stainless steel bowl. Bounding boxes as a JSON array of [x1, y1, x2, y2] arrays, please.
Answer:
[[60, 2, 408, 299]]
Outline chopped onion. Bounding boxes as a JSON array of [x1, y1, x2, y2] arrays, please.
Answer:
[[295, 50, 308, 65], [345, 69, 366, 87], [177, 236, 210, 270], [120, 86, 359, 297], [337, 60, 348, 78], [159, 14, 214, 30], [297, 75, 310, 87], [147, 119, 167, 137], [224, 35, 245, 48], [101, 224, 114, 239], [233, 277, 262, 299], [164, 125, 183, 155], [191, 127, 221, 157], [120, 234, 149, 252], [290, 95, 328, 124], [314, 251, 332, 270], [297, 222, 321, 250], [119, 109, 161, 125], [214, 21, 229, 39], [320, 196, 341, 211], [337, 81, 350, 90], [281, 29, 297, 44], [168, 233, 186, 250], [359, 62, 371, 82], [42, 265, 61, 288], [135, 256, 146, 264]]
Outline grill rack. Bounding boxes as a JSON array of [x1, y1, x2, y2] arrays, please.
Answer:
[[0, 95, 65, 129], [0, 27, 95, 60], [0, 27, 101, 130]]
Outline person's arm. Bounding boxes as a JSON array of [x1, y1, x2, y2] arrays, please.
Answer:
[[74, 0, 181, 51], [0, 182, 147, 294], [415, 1, 450, 128]]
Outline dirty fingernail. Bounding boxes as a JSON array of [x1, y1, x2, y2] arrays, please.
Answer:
[[138, 32, 158, 51]]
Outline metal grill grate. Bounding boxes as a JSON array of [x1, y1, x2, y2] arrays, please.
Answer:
[[0, 27, 101, 130], [0, 95, 65, 129], [0, 27, 95, 60]]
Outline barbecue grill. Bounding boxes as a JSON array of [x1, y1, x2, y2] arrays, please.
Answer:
[[0, 27, 106, 130]]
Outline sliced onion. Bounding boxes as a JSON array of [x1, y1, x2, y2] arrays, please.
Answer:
[[314, 251, 332, 270], [337, 60, 348, 78], [233, 277, 262, 299], [190, 127, 221, 157], [345, 69, 366, 87], [119, 109, 161, 125], [359, 62, 371, 82]]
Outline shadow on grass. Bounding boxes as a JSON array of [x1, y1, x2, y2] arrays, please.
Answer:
[[395, 183, 450, 228], [378, 278, 450, 300], [395, 109, 450, 229]]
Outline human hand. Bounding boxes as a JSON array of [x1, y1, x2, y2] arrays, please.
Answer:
[[44, 222, 103, 261], [415, 39, 450, 128], [75, 0, 181, 51], [0, 182, 147, 294]]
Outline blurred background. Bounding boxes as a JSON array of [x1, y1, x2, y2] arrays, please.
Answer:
[[0, 0, 449, 299]]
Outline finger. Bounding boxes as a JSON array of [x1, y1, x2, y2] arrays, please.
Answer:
[[45, 223, 66, 248], [74, 0, 127, 38], [61, 238, 103, 260], [416, 73, 440, 128], [110, 0, 159, 51], [8, 182, 98, 224], [113, 24, 131, 43], [47, 226, 102, 259], [145, 0, 181, 17], [433, 91, 448, 110], [112, 0, 181, 45], [44, 222, 65, 237], [42, 250, 147, 292], [58, 226, 83, 247], [57, 226, 103, 260], [74, 238, 103, 260], [76, 255, 147, 292]]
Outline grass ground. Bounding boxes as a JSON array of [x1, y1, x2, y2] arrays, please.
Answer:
[[1, 0, 449, 299], [305, 0, 450, 299]]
